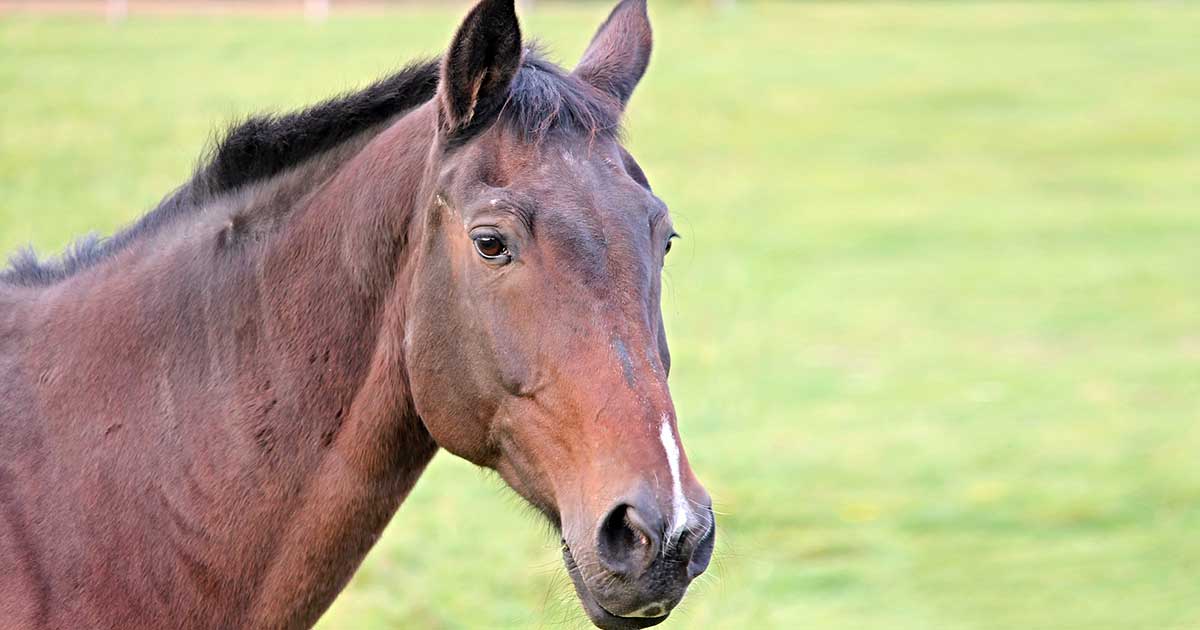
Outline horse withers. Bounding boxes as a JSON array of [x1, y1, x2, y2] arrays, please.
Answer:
[[0, 1, 714, 628]]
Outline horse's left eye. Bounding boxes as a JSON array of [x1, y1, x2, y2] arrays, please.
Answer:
[[473, 234, 508, 260]]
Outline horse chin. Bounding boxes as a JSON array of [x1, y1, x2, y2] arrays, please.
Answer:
[[561, 542, 670, 630]]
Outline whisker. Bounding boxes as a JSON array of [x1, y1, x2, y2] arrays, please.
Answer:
[[686, 495, 731, 517]]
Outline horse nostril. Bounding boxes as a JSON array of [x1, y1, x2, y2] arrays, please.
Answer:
[[596, 503, 659, 575], [686, 505, 717, 579]]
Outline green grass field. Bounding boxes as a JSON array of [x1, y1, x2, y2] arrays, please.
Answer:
[[4, 2, 1200, 628]]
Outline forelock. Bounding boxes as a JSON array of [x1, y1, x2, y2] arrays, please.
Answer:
[[500, 46, 624, 143]]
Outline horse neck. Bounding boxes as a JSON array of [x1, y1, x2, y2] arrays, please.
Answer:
[[27, 103, 443, 627], [224, 105, 443, 626], [136, 101, 438, 471]]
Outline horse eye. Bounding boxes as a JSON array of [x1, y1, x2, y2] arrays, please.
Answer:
[[665, 233, 680, 255], [473, 235, 508, 260]]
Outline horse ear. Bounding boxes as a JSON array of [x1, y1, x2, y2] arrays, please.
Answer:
[[573, 0, 652, 106], [438, 0, 522, 139]]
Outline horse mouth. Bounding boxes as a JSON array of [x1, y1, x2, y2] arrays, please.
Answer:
[[561, 541, 670, 630]]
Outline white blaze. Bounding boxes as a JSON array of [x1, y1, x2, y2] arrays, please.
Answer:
[[659, 415, 690, 537]]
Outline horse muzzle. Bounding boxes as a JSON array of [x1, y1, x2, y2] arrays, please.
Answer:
[[561, 491, 716, 630]]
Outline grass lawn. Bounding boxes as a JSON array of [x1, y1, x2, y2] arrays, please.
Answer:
[[3, 2, 1200, 628]]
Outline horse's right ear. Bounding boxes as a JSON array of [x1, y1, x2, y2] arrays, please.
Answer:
[[573, 0, 652, 107], [438, 0, 522, 142]]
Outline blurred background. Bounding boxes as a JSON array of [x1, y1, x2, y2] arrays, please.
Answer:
[[3, 1, 1199, 628]]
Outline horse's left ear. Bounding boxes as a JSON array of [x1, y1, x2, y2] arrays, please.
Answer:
[[438, 0, 522, 140], [573, 0, 653, 107]]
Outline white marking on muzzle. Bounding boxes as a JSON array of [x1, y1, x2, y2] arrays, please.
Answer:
[[659, 416, 690, 538]]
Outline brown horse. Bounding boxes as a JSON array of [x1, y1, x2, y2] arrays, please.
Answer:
[[0, 1, 713, 628]]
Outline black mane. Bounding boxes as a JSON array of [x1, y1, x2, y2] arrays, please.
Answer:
[[2, 47, 620, 287]]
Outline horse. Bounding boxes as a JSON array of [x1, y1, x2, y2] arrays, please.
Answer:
[[0, 1, 714, 628]]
